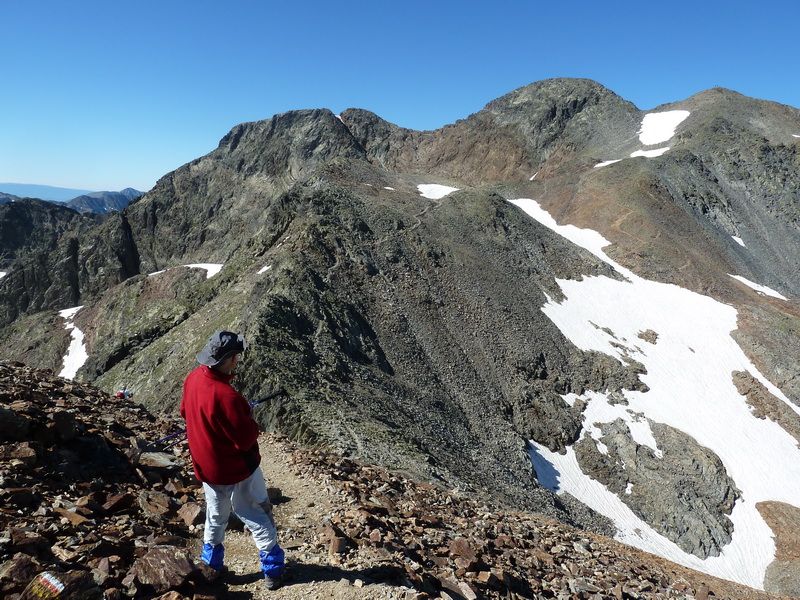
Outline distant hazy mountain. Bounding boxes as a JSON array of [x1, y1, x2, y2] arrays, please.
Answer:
[[66, 188, 143, 214], [0, 192, 20, 205], [0, 183, 95, 202]]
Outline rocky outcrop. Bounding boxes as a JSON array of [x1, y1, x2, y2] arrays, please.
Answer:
[[0, 363, 216, 599], [574, 419, 739, 558], [734, 370, 800, 444], [0, 199, 89, 265], [758, 501, 800, 597], [0, 210, 140, 327]]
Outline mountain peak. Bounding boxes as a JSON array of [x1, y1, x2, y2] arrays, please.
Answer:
[[212, 108, 366, 179]]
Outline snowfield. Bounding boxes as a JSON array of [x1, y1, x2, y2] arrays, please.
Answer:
[[58, 306, 88, 380], [729, 274, 787, 300], [417, 184, 460, 199], [0, 271, 6, 279], [732, 236, 746, 248], [509, 198, 800, 589], [638, 110, 691, 145]]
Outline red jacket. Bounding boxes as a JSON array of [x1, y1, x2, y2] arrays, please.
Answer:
[[180, 366, 261, 485]]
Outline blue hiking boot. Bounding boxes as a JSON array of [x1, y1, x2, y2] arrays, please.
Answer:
[[200, 542, 225, 571], [259, 544, 285, 590]]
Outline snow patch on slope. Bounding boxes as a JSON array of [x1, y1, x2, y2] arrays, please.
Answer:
[[732, 236, 746, 248], [593, 159, 622, 169], [58, 306, 88, 380], [630, 147, 670, 158], [509, 197, 800, 588], [258, 264, 272, 274], [184, 263, 223, 278], [417, 184, 459, 200], [638, 110, 691, 145], [595, 110, 690, 167], [729, 275, 787, 300], [148, 264, 224, 279], [0, 271, 7, 279]]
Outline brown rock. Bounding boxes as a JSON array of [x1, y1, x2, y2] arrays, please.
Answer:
[[103, 493, 134, 513], [637, 329, 659, 344], [51, 544, 79, 562], [0, 442, 38, 467], [439, 576, 477, 600], [611, 582, 624, 599], [0, 554, 41, 591], [139, 452, 179, 469], [138, 491, 171, 518], [54, 508, 90, 526], [458, 582, 478, 600], [454, 556, 476, 571], [329, 536, 348, 556], [448, 537, 476, 561], [10, 528, 48, 551], [153, 592, 188, 600], [125, 545, 196, 594], [177, 502, 203, 526], [76, 493, 104, 509]]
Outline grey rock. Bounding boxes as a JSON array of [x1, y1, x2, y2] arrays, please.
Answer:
[[574, 418, 739, 557]]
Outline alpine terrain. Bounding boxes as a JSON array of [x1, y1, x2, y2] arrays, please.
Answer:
[[1, 78, 799, 597]]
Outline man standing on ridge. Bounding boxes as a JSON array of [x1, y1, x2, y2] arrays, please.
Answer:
[[180, 330, 285, 589]]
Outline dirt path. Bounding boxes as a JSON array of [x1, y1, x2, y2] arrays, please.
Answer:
[[212, 435, 412, 599]]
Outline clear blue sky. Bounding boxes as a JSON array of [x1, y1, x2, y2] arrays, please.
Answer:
[[1, 0, 798, 191]]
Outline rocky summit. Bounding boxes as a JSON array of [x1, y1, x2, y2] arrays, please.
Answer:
[[0, 78, 798, 593]]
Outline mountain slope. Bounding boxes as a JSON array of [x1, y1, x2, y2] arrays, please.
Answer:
[[0, 78, 799, 592], [0, 198, 92, 266]]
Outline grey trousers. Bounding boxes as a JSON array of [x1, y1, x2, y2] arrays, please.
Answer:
[[202, 466, 277, 551]]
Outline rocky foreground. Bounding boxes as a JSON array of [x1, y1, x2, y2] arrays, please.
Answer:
[[0, 362, 790, 599]]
